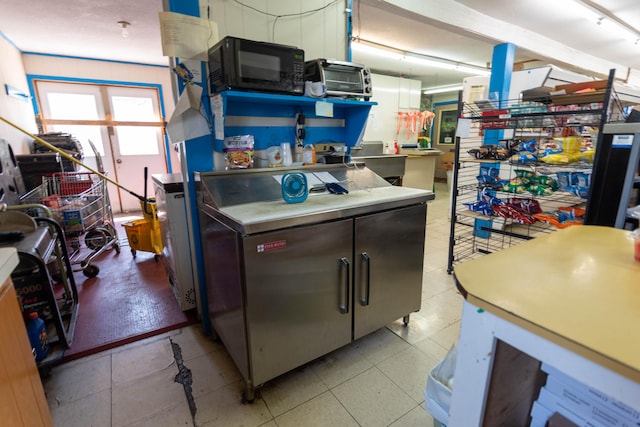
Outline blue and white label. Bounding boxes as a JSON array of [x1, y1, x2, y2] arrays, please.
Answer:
[[612, 134, 633, 148]]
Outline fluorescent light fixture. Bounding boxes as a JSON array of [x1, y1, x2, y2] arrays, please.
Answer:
[[351, 42, 404, 61], [598, 17, 639, 41], [568, 0, 602, 22], [571, 0, 640, 44], [423, 84, 464, 95], [352, 39, 492, 76]]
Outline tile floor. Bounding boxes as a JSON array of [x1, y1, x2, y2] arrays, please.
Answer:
[[43, 181, 463, 427]]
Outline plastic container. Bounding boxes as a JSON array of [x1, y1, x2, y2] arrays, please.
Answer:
[[140, 198, 158, 224], [425, 344, 457, 427], [303, 144, 316, 165], [424, 359, 451, 426], [26, 312, 49, 362], [281, 142, 293, 166]]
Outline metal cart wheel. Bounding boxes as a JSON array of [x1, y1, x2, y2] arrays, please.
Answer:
[[83, 264, 100, 278], [84, 226, 111, 250]]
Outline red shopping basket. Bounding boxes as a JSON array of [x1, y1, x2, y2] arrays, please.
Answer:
[[54, 172, 94, 196]]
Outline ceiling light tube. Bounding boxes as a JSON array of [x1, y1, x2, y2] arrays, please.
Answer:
[[423, 84, 464, 95], [351, 42, 404, 61], [571, 0, 640, 44], [352, 39, 492, 76]]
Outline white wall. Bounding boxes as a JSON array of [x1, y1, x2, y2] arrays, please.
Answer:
[[205, 0, 347, 61], [431, 92, 458, 105], [0, 37, 37, 154], [363, 73, 422, 146], [21, 54, 179, 171]]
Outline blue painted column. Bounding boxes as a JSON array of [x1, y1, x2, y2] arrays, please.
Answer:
[[483, 43, 515, 146], [166, 0, 213, 333], [475, 43, 515, 238]]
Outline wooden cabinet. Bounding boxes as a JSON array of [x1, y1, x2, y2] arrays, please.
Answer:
[[0, 249, 52, 427]]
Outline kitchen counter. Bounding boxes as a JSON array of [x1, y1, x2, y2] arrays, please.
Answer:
[[449, 226, 640, 425], [197, 163, 432, 400], [400, 148, 442, 191], [218, 185, 432, 234], [197, 164, 433, 234]]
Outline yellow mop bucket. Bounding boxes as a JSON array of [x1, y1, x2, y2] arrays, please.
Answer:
[[122, 217, 162, 260], [123, 167, 162, 259]]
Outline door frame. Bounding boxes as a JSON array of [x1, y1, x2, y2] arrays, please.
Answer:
[[27, 74, 172, 171]]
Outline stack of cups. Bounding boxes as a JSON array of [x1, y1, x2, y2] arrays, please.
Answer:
[[281, 142, 293, 166]]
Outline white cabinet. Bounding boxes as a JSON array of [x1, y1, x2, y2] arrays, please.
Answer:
[[398, 78, 421, 109]]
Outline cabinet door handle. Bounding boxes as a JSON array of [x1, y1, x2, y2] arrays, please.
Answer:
[[360, 252, 371, 306], [339, 257, 350, 314]]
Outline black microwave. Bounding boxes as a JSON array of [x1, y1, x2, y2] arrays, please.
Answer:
[[208, 36, 305, 96]]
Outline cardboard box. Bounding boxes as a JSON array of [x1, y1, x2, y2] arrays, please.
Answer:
[[541, 363, 640, 423], [550, 80, 608, 106], [543, 375, 637, 427], [537, 387, 608, 427], [548, 412, 580, 427]]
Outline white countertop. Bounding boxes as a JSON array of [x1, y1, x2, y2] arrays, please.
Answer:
[[0, 247, 19, 289], [219, 186, 432, 232]]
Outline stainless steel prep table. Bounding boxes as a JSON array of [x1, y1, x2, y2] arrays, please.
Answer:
[[196, 164, 434, 400]]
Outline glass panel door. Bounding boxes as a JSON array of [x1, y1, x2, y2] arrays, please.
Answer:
[[34, 81, 166, 212]]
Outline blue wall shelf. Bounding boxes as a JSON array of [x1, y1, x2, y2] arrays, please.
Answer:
[[213, 90, 375, 153]]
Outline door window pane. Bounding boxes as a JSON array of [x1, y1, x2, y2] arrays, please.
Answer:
[[111, 96, 156, 121], [48, 125, 106, 157], [116, 126, 160, 155], [47, 93, 100, 120]]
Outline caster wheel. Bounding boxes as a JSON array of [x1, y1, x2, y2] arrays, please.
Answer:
[[83, 264, 100, 278], [114, 243, 121, 254], [85, 227, 112, 250], [131, 249, 137, 258], [241, 391, 255, 404], [154, 254, 160, 262]]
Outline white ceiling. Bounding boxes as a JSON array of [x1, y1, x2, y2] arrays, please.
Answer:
[[0, 0, 639, 90]]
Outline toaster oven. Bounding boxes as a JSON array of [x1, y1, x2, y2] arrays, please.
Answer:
[[304, 59, 372, 100]]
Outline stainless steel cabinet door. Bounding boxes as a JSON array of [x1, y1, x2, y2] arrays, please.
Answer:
[[200, 213, 250, 382], [243, 219, 353, 386], [353, 204, 427, 340]]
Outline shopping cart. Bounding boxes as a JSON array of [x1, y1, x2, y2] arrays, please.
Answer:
[[21, 172, 120, 277]]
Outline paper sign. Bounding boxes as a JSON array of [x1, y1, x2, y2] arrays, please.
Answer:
[[159, 11, 218, 61], [456, 118, 472, 138], [315, 101, 334, 118], [166, 85, 211, 143], [211, 95, 224, 140], [178, 60, 203, 84]]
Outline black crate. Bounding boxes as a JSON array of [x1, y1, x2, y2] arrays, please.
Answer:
[[17, 153, 79, 192]]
